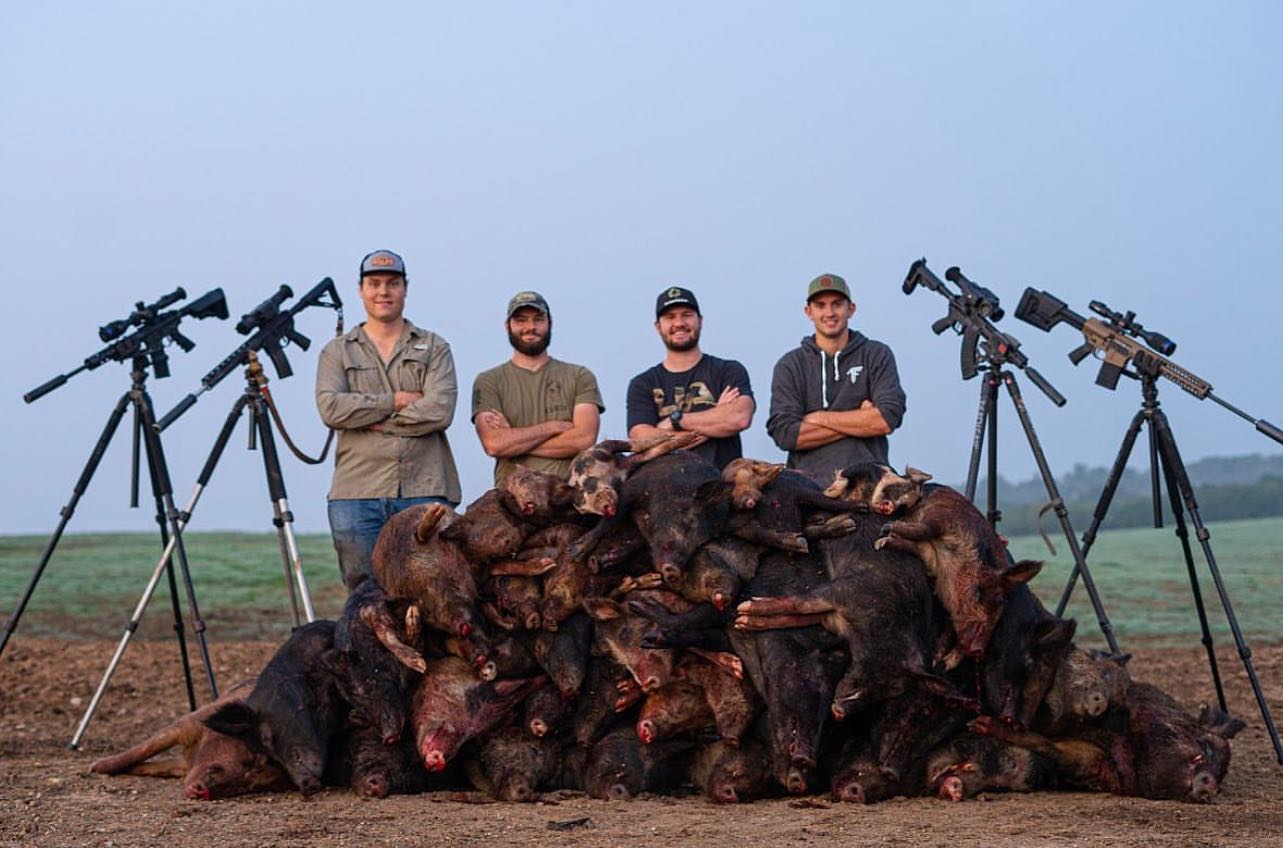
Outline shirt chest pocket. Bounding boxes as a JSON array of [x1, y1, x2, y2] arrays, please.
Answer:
[[398, 347, 432, 390], [341, 353, 385, 395]]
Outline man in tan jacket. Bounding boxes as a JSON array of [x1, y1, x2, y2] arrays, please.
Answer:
[[315, 249, 461, 588]]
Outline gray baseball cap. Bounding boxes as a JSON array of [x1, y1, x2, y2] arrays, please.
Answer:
[[507, 290, 550, 318], [360, 249, 406, 277]]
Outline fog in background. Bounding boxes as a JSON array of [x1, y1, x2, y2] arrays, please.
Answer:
[[2, 2, 1280, 535]]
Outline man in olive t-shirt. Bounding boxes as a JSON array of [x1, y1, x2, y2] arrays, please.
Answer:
[[472, 291, 604, 485]]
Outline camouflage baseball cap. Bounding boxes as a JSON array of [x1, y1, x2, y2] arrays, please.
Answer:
[[807, 273, 850, 301], [360, 249, 406, 277], [655, 286, 700, 318], [507, 290, 550, 318]]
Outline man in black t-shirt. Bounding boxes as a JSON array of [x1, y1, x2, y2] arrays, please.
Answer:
[[625, 287, 755, 470]]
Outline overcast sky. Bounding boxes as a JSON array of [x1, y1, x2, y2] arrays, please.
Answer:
[[2, 2, 1280, 535]]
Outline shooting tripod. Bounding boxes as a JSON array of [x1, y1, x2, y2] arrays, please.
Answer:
[[67, 353, 326, 746], [0, 358, 219, 746], [1056, 363, 1283, 763], [966, 358, 1121, 657]]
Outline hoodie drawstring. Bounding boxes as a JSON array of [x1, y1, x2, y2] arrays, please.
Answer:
[[820, 352, 828, 409]]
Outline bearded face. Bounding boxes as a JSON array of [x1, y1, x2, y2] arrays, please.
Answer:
[[508, 311, 552, 356], [656, 307, 701, 352]]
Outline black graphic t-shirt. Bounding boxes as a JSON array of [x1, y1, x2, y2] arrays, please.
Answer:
[[625, 354, 753, 470]]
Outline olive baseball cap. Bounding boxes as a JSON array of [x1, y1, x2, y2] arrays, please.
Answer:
[[360, 249, 406, 277], [656, 286, 700, 318], [507, 290, 550, 318], [807, 273, 850, 301]]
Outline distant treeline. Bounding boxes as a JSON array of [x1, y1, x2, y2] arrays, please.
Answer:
[[966, 453, 1283, 537]]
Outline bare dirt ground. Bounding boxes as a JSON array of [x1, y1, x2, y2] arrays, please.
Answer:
[[2, 637, 1282, 848]]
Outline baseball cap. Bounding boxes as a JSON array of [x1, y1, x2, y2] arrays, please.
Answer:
[[655, 286, 700, 318], [360, 249, 406, 277], [807, 273, 850, 301], [507, 291, 550, 318]]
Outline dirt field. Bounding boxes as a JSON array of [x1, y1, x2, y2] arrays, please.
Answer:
[[2, 637, 1282, 848]]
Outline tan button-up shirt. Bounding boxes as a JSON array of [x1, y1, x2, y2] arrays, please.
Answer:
[[315, 321, 462, 502]]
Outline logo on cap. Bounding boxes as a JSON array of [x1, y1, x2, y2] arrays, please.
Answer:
[[369, 253, 396, 267], [667, 287, 682, 299]]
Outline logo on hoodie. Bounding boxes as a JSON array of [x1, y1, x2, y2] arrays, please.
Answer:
[[847, 365, 863, 384]]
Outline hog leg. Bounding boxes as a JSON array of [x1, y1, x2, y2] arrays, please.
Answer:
[[733, 612, 831, 631], [627, 431, 702, 464], [803, 514, 860, 541], [488, 557, 558, 577], [736, 596, 835, 617], [732, 524, 809, 553], [686, 648, 744, 680], [91, 679, 255, 775], [360, 604, 428, 674], [588, 535, 646, 573], [613, 573, 664, 595]]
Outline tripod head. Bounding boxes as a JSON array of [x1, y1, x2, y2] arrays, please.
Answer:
[[24, 288, 229, 403], [903, 259, 1065, 406], [1015, 287, 1283, 445], [155, 277, 343, 431]]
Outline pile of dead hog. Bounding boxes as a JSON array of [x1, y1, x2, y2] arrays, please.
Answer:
[[93, 435, 1245, 805]]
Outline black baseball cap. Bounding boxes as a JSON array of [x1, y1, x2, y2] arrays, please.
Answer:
[[655, 286, 700, 318]]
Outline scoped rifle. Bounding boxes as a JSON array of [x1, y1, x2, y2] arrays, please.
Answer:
[[155, 277, 342, 430], [1015, 288, 1283, 444]]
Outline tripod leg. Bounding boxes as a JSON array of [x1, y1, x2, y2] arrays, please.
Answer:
[[1002, 373, 1120, 656], [1056, 408, 1146, 617], [251, 396, 316, 625], [138, 392, 219, 700], [964, 374, 995, 503], [1152, 411, 1283, 763], [1, 394, 132, 658]]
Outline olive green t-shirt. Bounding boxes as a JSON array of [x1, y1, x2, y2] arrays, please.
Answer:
[[471, 358, 604, 485]]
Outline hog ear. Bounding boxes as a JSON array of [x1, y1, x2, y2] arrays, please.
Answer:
[[414, 504, 450, 543], [495, 489, 524, 517], [551, 481, 577, 507], [313, 647, 351, 681], [695, 480, 734, 505], [202, 702, 262, 746], [582, 597, 624, 621], [822, 470, 849, 498], [1034, 617, 1076, 649], [905, 466, 933, 484], [1001, 559, 1042, 589], [752, 462, 787, 484], [1198, 705, 1247, 739]]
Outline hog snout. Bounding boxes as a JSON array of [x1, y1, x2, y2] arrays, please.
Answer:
[[833, 777, 864, 803], [297, 774, 322, 798], [529, 718, 548, 737], [361, 773, 390, 799], [713, 785, 739, 804], [185, 782, 212, 801], [937, 774, 965, 802], [607, 782, 632, 801], [1191, 770, 1217, 802], [423, 749, 448, 772], [637, 720, 656, 744], [786, 767, 808, 795], [711, 592, 728, 612], [1084, 691, 1108, 718], [659, 563, 682, 585]]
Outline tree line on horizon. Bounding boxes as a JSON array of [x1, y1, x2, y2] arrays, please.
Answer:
[[965, 452, 1283, 537]]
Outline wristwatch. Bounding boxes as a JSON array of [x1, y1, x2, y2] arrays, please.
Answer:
[[668, 410, 684, 430]]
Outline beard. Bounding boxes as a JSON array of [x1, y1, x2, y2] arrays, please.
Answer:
[[662, 326, 701, 352], [509, 325, 551, 356]]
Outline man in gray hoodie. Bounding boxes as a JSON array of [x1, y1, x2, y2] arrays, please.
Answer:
[[766, 273, 907, 483]]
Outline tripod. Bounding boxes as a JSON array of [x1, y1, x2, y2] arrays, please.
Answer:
[[965, 361, 1122, 656], [1056, 366, 1283, 763], [0, 358, 219, 745], [67, 353, 321, 745]]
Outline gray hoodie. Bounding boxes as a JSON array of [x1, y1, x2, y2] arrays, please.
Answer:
[[766, 332, 906, 482]]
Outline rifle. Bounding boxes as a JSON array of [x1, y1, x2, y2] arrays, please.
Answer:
[[1016, 288, 1283, 444], [155, 278, 342, 431], [903, 259, 1065, 406]]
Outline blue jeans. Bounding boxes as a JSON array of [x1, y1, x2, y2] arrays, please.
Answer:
[[327, 496, 454, 589]]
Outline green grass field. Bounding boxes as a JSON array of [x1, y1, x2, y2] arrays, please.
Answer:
[[1, 516, 1279, 648]]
